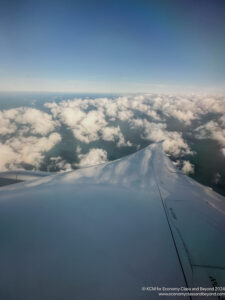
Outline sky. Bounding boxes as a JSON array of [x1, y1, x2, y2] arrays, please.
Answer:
[[0, 0, 225, 93]]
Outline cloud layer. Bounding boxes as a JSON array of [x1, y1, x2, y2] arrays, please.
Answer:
[[0, 94, 224, 181]]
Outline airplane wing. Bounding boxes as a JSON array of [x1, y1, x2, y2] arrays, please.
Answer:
[[0, 170, 52, 187], [0, 142, 224, 299]]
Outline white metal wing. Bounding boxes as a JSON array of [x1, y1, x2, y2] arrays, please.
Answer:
[[0, 142, 224, 299]]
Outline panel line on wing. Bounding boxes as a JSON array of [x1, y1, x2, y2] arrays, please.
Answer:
[[192, 265, 225, 270], [151, 158, 192, 299]]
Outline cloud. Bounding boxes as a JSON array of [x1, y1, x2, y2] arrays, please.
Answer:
[[219, 115, 225, 127], [0, 111, 17, 135], [213, 172, 221, 184], [0, 107, 58, 136], [0, 143, 20, 171], [0, 133, 61, 171], [153, 96, 198, 125], [142, 94, 225, 125], [45, 99, 131, 146], [173, 159, 194, 174], [46, 101, 107, 144], [0, 107, 61, 171], [195, 121, 225, 156], [14, 108, 58, 135], [0, 93, 224, 173], [130, 119, 191, 156], [181, 160, 194, 174], [77, 148, 108, 167], [49, 156, 72, 172], [101, 126, 131, 147]]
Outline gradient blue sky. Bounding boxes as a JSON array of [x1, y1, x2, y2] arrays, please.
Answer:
[[0, 0, 225, 93]]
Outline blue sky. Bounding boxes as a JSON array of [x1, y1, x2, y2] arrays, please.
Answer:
[[0, 0, 225, 93]]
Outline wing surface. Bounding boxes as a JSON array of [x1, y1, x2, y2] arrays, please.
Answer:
[[0, 143, 224, 299], [0, 170, 52, 186]]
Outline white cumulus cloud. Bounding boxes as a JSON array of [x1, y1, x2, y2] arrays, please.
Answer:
[[181, 160, 194, 174], [130, 119, 191, 156], [0, 93, 224, 173], [195, 121, 225, 156], [77, 148, 108, 167], [0, 107, 61, 171]]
